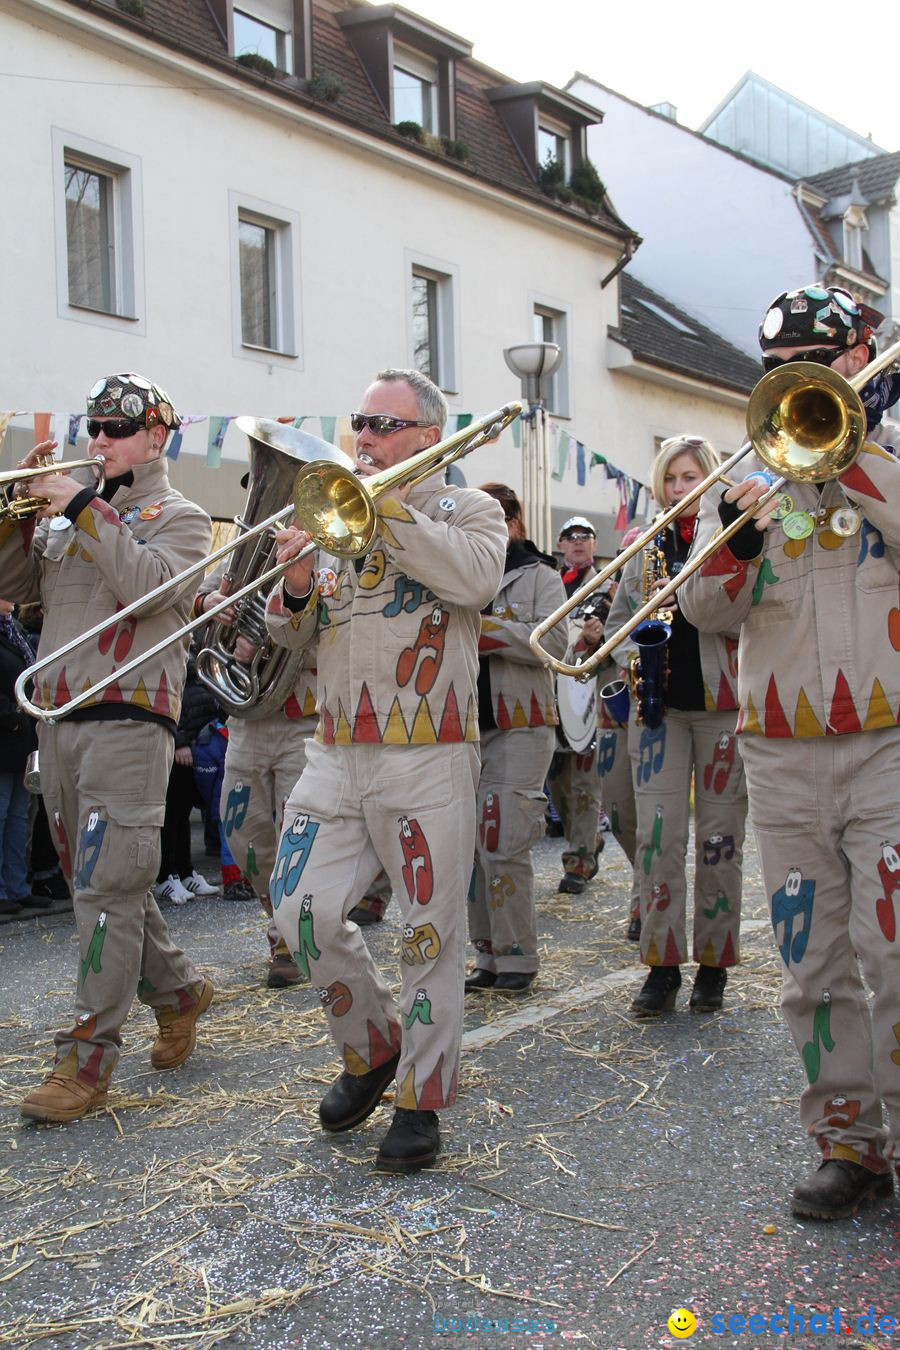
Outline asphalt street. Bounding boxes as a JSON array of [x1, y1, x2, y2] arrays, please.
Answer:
[[0, 822, 895, 1349]]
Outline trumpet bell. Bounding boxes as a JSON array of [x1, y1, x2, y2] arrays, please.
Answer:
[[292, 463, 377, 557], [747, 363, 866, 484]]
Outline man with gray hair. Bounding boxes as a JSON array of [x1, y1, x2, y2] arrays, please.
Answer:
[[264, 368, 507, 1172]]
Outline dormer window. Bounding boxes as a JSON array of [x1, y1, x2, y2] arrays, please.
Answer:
[[392, 45, 438, 131], [223, 0, 311, 79], [234, 7, 289, 70], [487, 82, 600, 183], [338, 5, 472, 140]]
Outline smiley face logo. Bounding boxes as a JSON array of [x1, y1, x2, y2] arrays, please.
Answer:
[[667, 1308, 697, 1338]]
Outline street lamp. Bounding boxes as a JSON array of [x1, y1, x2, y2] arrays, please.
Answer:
[[503, 342, 561, 552]]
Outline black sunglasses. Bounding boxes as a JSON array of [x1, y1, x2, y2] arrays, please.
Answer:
[[762, 348, 841, 374], [86, 418, 146, 440], [350, 413, 430, 435]]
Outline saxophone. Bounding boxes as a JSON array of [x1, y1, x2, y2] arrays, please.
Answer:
[[628, 520, 673, 729]]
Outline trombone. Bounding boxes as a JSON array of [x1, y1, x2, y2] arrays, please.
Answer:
[[530, 339, 900, 678], [15, 402, 523, 724], [1, 455, 106, 521]]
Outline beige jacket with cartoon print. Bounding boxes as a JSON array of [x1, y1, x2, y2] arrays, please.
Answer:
[[265, 475, 507, 745], [679, 442, 900, 737], [0, 456, 211, 723], [478, 545, 567, 729]]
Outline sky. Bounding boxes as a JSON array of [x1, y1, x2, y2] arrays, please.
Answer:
[[409, 0, 899, 151]]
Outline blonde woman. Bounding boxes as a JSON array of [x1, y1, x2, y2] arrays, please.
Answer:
[[606, 435, 747, 1015]]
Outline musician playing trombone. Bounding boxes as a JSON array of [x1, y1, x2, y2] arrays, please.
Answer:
[[1, 374, 214, 1124], [605, 435, 748, 1017], [680, 286, 900, 1221], [264, 368, 507, 1172]]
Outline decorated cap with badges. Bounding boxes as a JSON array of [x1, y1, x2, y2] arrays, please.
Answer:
[[759, 285, 881, 353], [559, 515, 596, 539], [86, 373, 181, 429]]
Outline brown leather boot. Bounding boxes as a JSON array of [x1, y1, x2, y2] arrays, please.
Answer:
[[792, 1160, 894, 1220], [21, 1072, 108, 1123], [151, 978, 214, 1070], [267, 952, 305, 989]]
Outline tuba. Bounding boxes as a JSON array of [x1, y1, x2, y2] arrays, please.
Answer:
[[194, 419, 338, 719], [628, 520, 672, 730]]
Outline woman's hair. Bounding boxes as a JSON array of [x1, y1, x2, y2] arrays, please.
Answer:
[[650, 435, 719, 506], [480, 482, 525, 538]]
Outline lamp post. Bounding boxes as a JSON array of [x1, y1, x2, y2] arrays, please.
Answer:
[[503, 342, 561, 553]]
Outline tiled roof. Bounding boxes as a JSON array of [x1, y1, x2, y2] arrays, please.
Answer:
[[68, 0, 637, 243], [805, 151, 900, 205], [609, 275, 761, 396]]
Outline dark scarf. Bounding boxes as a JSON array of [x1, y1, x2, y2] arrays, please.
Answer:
[[0, 613, 34, 665]]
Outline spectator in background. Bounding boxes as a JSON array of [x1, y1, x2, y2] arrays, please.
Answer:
[[0, 600, 39, 914]]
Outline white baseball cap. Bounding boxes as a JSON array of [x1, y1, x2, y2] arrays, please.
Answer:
[[559, 515, 596, 539]]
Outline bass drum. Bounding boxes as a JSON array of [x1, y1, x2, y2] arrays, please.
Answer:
[[555, 672, 598, 754]]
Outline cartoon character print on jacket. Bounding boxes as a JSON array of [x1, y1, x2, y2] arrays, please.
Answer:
[[703, 833, 735, 865], [317, 981, 352, 1016], [401, 922, 441, 966], [293, 893, 321, 979], [636, 724, 666, 786], [97, 613, 137, 663], [771, 867, 816, 966], [222, 780, 251, 839], [479, 793, 500, 853], [74, 810, 107, 890], [875, 842, 900, 942], [270, 813, 319, 910], [383, 574, 434, 618], [399, 815, 434, 905], [79, 911, 107, 986], [824, 1094, 861, 1130], [395, 602, 449, 696], [404, 987, 434, 1028], [703, 732, 736, 794]]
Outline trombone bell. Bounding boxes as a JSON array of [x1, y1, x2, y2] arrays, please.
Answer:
[[292, 463, 378, 557], [747, 363, 865, 484]]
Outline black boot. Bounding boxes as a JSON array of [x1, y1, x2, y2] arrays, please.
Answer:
[[557, 872, 586, 894], [493, 972, 535, 994], [376, 1108, 441, 1173], [464, 969, 497, 992], [792, 1160, 894, 1221], [626, 916, 641, 943], [319, 1051, 400, 1132], [630, 965, 681, 1016], [689, 965, 727, 1012]]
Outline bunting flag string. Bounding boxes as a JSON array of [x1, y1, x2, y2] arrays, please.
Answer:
[[546, 416, 651, 527]]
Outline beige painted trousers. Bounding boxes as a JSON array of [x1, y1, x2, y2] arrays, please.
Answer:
[[629, 709, 746, 968], [271, 739, 479, 1111], [470, 726, 556, 974], [39, 719, 202, 1086], [741, 729, 900, 1177]]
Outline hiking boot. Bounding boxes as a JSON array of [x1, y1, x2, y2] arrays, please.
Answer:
[[154, 875, 192, 906], [319, 1051, 401, 1132], [267, 953, 305, 988], [21, 1073, 108, 1123], [689, 965, 727, 1012], [376, 1108, 441, 1173], [464, 969, 497, 992], [630, 965, 681, 1017], [222, 878, 256, 902], [493, 972, 535, 994], [182, 870, 220, 898], [792, 1160, 894, 1221], [150, 979, 214, 1070], [29, 870, 70, 901]]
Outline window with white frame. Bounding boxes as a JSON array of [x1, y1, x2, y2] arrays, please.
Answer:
[[532, 302, 570, 415], [538, 122, 570, 176], [230, 192, 300, 361], [233, 0, 293, 72], [392, 45, 438, 131], [842, 208, 866, 272], [52, 130, 144, 331], [408, 257, 457, 392]]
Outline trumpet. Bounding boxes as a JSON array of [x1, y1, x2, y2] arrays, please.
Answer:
[[1, 455, 106, 521], [15, 402, 523, 724], [530, 338, 900, 678]]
